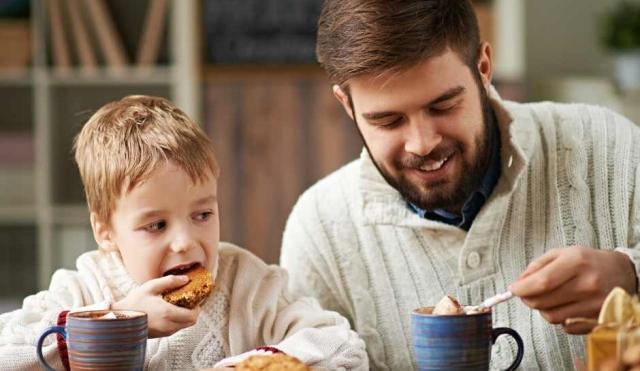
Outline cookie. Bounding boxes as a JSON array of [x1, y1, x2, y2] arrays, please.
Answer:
[[235, 353, 309, 371], [162, 265, 213, 309]]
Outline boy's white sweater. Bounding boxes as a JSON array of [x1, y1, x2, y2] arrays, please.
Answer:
[[0, 242, 367, 370]]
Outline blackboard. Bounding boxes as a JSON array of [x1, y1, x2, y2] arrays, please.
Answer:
[[203, 0, 322, 64]]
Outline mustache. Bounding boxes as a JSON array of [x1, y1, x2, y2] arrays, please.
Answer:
[[395, 144, 460, 169]]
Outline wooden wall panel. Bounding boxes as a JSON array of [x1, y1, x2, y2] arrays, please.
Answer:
[[205, 72, 359, 263]]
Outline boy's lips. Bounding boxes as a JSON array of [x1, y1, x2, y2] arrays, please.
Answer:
[[163, 262, 201, 276]]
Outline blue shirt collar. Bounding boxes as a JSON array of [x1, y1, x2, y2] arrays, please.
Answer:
[[409, 115, 501, 230]]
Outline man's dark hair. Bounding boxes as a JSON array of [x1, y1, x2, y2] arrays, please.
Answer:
[[316, 0, 482, 88]]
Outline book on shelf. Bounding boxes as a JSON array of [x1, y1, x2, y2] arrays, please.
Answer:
[[136, 0, 168, 66], [63, 0, 98, 72], [203, 0, 322, 64], [84, 0, 128, 70], [0, 19, 31, 69], [47, 0, 71, 70]]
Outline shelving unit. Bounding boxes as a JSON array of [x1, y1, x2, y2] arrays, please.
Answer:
[[0, 0, 200, 309], [0, 0, 526, 310], [200, 0, 527, 264]]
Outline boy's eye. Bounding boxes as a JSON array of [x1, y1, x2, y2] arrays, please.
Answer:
[[194, 211, 213, 221], [144, 220, 166, 232]]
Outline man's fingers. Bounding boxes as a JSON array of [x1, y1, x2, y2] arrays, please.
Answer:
[[518, 248, 561, 280], [562, 319, 598, 335], [144, 275, 190, 294], [519, 276, 583, 310], [511, 253, 577, 297], [539, 300, 601, 328]]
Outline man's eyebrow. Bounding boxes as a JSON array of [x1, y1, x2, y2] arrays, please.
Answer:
[[362, 111, 398, 120], [361, 86, 466, 120], [427, 86, 466, 105]]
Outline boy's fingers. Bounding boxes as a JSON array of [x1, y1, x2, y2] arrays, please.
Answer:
[[144, 275, 190, 294], [164, 305, 200, 324]]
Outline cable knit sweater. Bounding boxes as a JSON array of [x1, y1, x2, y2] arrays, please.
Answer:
[[280, 92, 640, 370], [0, 242, 368, 370]]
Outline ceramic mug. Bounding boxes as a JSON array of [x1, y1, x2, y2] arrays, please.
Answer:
[[411, 307, 524, 370], [37, 309, 147, 371]]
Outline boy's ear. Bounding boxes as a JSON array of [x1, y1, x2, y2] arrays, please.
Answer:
[[332, 85, 355, 120], [90, 212, 118, 252]]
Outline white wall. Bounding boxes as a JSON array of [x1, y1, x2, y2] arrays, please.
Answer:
[[524, 0, 621, 97]]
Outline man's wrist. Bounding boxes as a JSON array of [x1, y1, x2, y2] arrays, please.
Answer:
[[614, 249, 639, 293]]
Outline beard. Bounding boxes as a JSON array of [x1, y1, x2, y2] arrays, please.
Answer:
[[357, 84, 496, 212]]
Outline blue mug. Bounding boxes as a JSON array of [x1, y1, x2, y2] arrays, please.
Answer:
[[411, 307, 524, 370], [37, 309, 147, 371]]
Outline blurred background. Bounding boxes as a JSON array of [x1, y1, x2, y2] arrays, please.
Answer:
[[0, 0, 639, 312]]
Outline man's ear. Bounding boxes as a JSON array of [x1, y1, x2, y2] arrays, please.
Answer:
[[477, 41, 493, 91], [90, 212, 118, 252], [332, 85, 355, 120]]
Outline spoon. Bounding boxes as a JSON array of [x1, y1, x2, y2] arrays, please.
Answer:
[[467, 291, 514, 313]]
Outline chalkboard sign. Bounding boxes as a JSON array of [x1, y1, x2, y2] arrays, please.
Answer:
[[203, 0, 322, 64]]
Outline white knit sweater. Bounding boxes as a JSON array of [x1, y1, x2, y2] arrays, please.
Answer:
[[280, 94, 640, 370], [0, 242, 368, 370]]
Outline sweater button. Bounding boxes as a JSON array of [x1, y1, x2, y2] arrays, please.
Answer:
[[466, 252, 481, 268]]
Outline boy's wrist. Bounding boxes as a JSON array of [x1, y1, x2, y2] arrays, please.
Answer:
[[110, 299, 123, 311]]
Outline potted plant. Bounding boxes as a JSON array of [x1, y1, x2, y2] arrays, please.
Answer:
[[601, 1, 640, 91]]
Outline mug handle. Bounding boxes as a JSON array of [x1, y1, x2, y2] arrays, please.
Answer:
[[36, 325, 66, 371], [492, 327, 524, 371]]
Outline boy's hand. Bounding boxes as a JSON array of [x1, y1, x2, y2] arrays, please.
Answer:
[[112, 275, 201, 338]]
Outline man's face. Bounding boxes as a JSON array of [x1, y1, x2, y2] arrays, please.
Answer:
[[93, 161, 220, 284], [335, 47, 494, 212]]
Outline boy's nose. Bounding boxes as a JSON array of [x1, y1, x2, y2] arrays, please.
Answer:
[[170, 233, 196, 253]]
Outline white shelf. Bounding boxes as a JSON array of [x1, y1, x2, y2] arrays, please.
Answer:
[[0, 206, 36, 224], [0, 0, 202, 290], [0, 70, 32, 86], [48, 66, 175, 86]]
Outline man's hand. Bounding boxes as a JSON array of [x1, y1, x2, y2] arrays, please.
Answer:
[[112, 275, 201, 338], [509, 246, 637, 334]]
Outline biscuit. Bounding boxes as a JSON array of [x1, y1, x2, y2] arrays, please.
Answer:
[[235, 353, 309, 371], [162, 265, 213, 309]]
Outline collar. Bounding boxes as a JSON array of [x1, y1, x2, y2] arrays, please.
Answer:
[[357, 85, 535, 227]]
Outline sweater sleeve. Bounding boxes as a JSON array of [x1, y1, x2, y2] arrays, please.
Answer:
[[0, 264, 110, 370], [616, 157, 640, 293], [280, 194, 353, 322], [216, 247, 368, 370]]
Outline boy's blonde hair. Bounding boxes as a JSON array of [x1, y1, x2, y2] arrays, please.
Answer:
[[74, 95, 219, 225]]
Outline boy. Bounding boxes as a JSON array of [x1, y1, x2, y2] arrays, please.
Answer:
[[0, 96, 368, 370]]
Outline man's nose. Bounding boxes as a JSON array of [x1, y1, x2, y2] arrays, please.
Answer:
[[404, 118, 442, 156]]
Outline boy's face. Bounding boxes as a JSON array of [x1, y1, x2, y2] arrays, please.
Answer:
[[93, 161, 219, 284]]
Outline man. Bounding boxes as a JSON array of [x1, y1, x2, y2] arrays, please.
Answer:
[[280, 0, 640, 370]]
